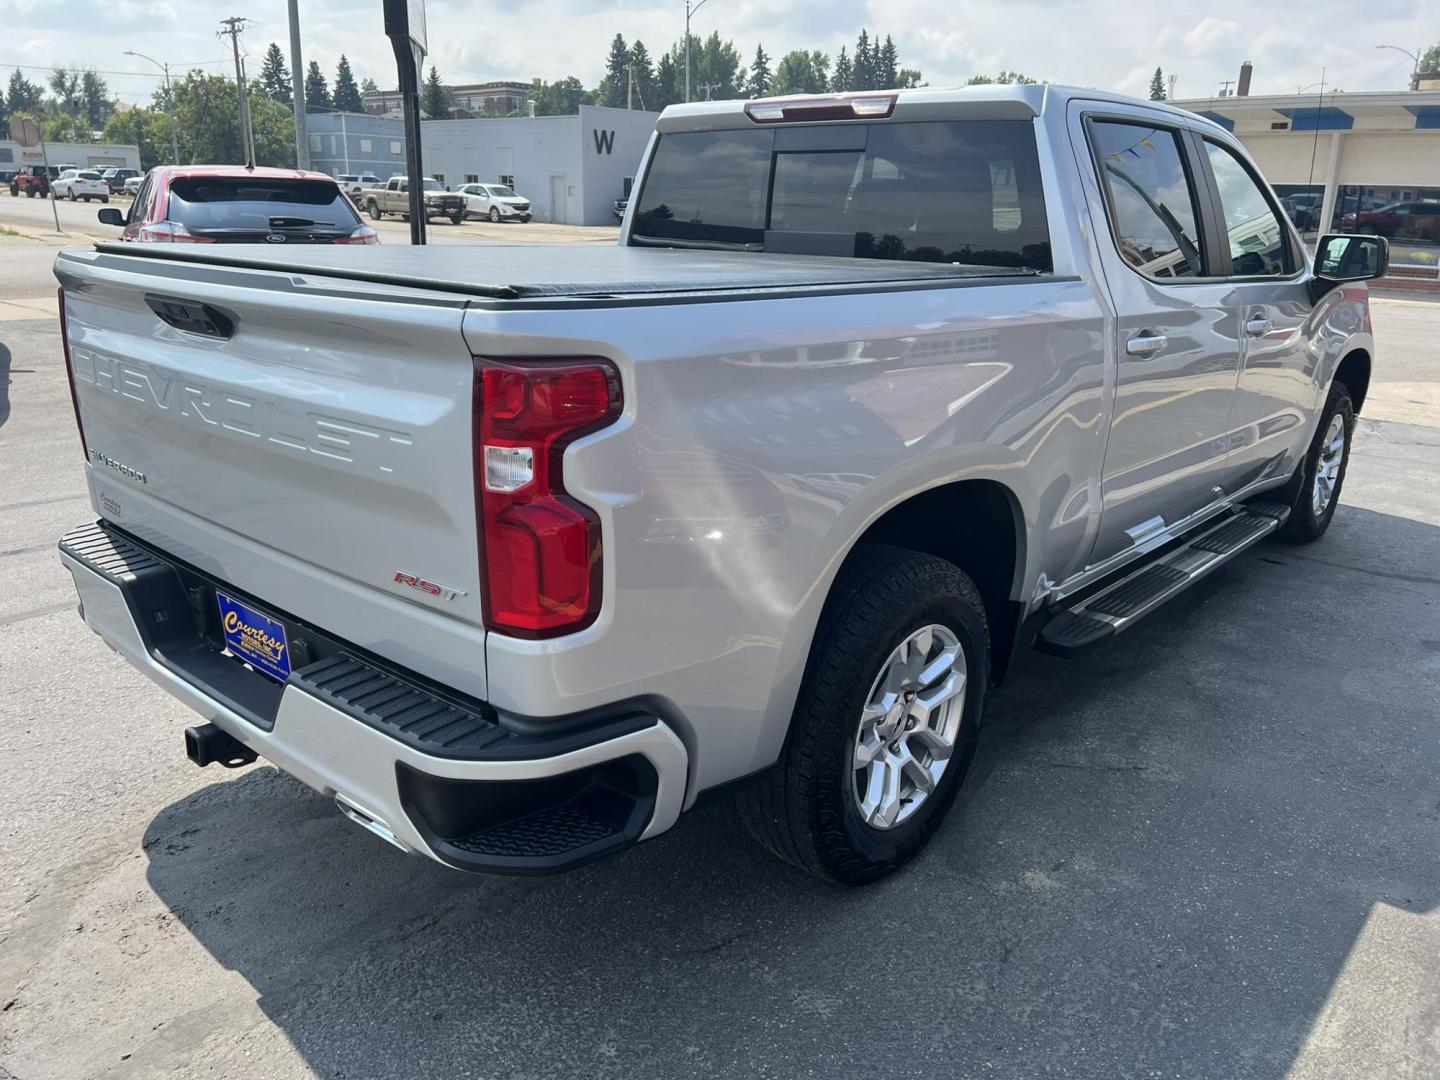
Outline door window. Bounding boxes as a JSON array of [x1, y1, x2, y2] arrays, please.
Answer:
[[1204, 141, 1290, 276], [1090, 120, 1204, 279]]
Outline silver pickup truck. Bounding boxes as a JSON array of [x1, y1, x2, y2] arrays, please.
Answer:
[[55, 85, 1386, 885], [358, 175, 466, 225]]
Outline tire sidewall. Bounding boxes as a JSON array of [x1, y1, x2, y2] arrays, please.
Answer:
[[813, 588, 988, 876], [1286, 385, 1355, 540]]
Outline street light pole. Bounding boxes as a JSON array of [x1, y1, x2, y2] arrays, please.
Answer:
[[126, 50, 180, 164], [684, 0, 711, 103], [1375, 44, 1421, 90]]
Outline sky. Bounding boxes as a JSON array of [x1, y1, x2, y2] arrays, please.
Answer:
[[1, 0, 1434, 108]]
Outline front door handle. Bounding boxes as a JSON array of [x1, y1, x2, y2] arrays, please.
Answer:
[[1125, 331, 1168, 357], [1245, 315, 1273, 336]]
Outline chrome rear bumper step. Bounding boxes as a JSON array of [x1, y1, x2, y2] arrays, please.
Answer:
[[1036, 502, 1290, 657]]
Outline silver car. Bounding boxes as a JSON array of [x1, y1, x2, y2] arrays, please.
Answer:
[[459, 182, 532, 222]]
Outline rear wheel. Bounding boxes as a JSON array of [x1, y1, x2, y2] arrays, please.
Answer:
[[738, 546, 988, 885], [1277, 383, 1354, 543], [449, 210, 463, 225]]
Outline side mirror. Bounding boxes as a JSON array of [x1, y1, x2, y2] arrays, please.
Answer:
[[1314, 233, 1389, 283], [97, 207, 124, 227]]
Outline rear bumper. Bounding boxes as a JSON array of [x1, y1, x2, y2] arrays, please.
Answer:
[[59, 521, 689, 874]]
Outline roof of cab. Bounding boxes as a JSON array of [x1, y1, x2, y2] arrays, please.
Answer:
[[655, 83, 1210, 133]]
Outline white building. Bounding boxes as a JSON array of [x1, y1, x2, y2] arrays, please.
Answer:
[[421, 106, 659, 225], [0, 139, 140, 180], [1175, 89, 1440, 257]]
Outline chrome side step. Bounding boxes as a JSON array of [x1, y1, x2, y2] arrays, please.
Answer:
[[1035, 501, 1290, 657]]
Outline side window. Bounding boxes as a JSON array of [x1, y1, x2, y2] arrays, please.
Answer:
[[1204, 141, 1290, 276], [1090, 120, 1205, 279], [128, 177, 152, 224]]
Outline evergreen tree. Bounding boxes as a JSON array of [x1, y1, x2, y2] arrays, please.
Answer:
[[1149, 67, 1166, 100], [0, 84, 7, 129], [305, 60, 331, 111], [654, 52, 680, 109], [831, 47, 852, 92], [853, 30, 873, 91], [7, 69, 44, 114], [421, 66, 450, 117], [628, 40, 656, 108], [746, 44, 771, 97], [603, 34, 630, 108], [333, 55, 363, 112], [877, 35, 899, 89], [80, 69, 110, 129], [260, 43, 291, 103]]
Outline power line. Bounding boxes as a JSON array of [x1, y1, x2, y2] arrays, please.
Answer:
[[0, 61, 231, 79]]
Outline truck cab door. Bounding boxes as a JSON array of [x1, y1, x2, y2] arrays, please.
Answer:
[[1069, 102, 1242, 567], [1192, 135, 1320, 496]]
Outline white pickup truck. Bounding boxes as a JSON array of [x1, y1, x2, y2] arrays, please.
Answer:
[[55, 85, 1385, 884]]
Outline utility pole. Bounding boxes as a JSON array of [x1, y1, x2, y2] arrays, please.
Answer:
[[627, 65, 633, 110], [1217, 79, 1234, 97], [684, 0, 712, 103], [288, 0, 309, 168], [220, 16, 256, 167]]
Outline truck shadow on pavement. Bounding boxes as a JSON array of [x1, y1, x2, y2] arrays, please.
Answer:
[[140, 506, 1440, 1079]]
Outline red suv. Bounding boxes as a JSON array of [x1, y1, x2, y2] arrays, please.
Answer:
[[1339, 201, 1440, 243], [97, 164, 378, 244]]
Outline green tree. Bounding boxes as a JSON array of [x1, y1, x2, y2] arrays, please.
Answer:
[[628, 40, 656, 109], [696, 31, 743, 98], [653, 52, 680, 109], [967, 70, 1039, 85], [876, 35, 899, 89], [421, 66, 450, 117], [853, 30, 874, 91], [600, 34, 630, 107], [1416, 41, 1439, 85], [897, 67, 923, 88], [81, 70, 110, 129], [41, 113, 90, 142], [333, 55, 363, 112], [154, 70, 297, 168], [104, 108, 173, 169], [1149, 66, 1166, 100], [0, 84, 7, 130], [305, 60, 330, 111], [360, 77, 378, 94], [770, 50, 830, 95], [831, 47, 852, 92], [746, 44, 771, 97], [7, 69, 45, 115], [260, 43, 291, 103], [48, 67, 81, 115], [532, 76, 593, 115]]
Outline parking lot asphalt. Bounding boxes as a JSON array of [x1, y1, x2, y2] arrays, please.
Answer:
[[1, 236, 1438, 1080]]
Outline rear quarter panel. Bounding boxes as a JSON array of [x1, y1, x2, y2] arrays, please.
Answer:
[[466, 279, 1108, 792]]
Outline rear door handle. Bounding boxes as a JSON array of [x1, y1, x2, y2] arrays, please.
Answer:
[[1125, 332, 1168, 357], [1245, 316, 1273, 336]]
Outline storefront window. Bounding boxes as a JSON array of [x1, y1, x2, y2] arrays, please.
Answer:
[[1332, 185, 1440, 265]]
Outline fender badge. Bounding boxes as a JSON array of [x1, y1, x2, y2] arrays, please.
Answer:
[[393, 571, 467, 601]]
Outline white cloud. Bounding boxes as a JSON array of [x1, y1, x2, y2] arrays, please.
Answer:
[[1182, 17, 1240, 57]]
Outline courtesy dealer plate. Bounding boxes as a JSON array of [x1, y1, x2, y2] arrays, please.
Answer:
[[216, 590, 292, 682]]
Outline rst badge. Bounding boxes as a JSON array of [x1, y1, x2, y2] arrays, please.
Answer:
[[393, 571, 467, 601]]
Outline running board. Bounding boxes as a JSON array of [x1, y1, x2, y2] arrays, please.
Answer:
[[1036, 502, 1290, 657]]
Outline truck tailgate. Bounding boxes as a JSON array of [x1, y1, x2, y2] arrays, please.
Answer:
[[54, 248, 488, 699]]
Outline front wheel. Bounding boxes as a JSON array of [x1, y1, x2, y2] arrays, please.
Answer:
[[449, 211, 463, 225], [367, 200, 381, 221], [1277, 383, 1354, 543], [738, 546, 989, 885], [488, 206, 501, 223]]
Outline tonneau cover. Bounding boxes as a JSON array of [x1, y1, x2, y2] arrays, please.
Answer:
[[88, 242, 1028, 301]]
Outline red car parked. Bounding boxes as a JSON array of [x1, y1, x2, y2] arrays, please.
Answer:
[[1339, 200, 1440, 243], [97, 164, 378, 244]]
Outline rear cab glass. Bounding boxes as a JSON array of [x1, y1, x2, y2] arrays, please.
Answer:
[[631, 119, 1052, 271], [166, 177, 360, 230]]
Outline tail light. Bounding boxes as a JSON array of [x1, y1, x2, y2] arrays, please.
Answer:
[[474, 358, 622, 637], [136, 221, 214, 243], [57, 287, 88, 459], [335, 224, 380, 244]]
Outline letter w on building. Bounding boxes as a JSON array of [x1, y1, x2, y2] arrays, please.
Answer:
[[592, 129, 615, 154]]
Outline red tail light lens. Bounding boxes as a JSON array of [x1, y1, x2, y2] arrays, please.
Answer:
[[475, 358, 622, 637], [57, 287, 89, 460], [335, 224, 380, 244]]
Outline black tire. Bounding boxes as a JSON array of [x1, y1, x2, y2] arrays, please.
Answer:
[[101, 196, 109, 204], [449, 210, 463, 225], [1276, 383, 1354, 543], [488, 206, 501, 223], [69, 190, 78, 201], [737, 545, 989, 885], [367, 200, 381, 221]]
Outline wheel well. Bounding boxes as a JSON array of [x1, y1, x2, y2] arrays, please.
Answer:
[[850, 480, 1024, 682], [1334, 349, 1370, 415]]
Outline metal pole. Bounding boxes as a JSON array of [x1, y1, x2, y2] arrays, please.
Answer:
[[341, 112, 350, 172], [125, 52, 180, 165], [288, 0, 309, 168], [38, 133, 61, 233], [684, 1, 690, 103]]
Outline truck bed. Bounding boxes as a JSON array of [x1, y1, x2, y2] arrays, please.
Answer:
[[89, 242, 1029, 303]]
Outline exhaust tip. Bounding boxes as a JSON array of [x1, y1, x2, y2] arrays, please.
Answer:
[[184, 723, 258, 769]]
